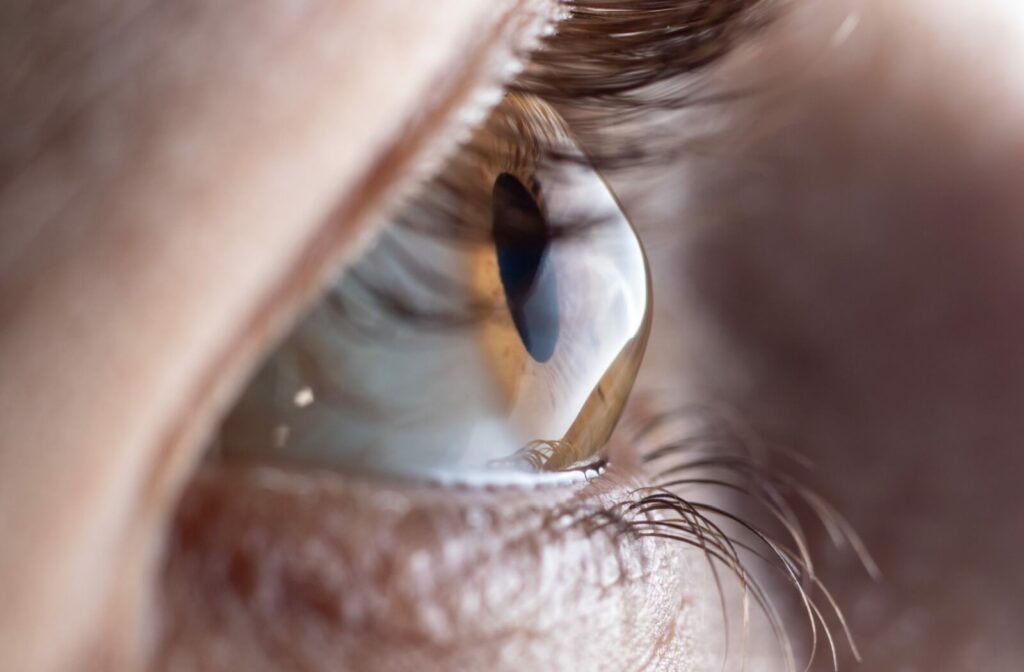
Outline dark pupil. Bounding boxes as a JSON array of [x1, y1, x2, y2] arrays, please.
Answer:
[[491, 173, 559, 363]]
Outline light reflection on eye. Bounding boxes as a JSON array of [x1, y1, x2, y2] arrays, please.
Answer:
[[215, 95, 650, 483]]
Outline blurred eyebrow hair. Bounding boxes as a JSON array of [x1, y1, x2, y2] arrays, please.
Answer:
[[520, 1, 764, 104], [510, 0, 767, 165]]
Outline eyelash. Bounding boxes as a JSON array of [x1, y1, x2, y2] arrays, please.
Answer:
[[382, 0, 770, 248], [604, 402, 878, 670], [200, 2, 867, 668], [323, 0, 770, 333]]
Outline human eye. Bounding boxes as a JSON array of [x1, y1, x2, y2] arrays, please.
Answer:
[[147, 3, 881, 671], [213, 94, 651, 482], [14, 1, 980, 671]]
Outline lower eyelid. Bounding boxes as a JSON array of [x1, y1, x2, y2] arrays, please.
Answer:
[[153, 441, 697, 671]]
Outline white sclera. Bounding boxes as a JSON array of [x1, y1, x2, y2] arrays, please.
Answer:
[[219, 156, 649, 484]]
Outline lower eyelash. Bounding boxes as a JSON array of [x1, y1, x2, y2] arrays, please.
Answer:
[[564, 401, 878, 672]]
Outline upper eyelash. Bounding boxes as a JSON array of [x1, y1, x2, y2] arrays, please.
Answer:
[[388, 0, 769, 248], [326, 0, 768, 328]]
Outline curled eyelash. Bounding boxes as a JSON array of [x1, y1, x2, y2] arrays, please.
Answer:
[[561, 403, 879, 671]]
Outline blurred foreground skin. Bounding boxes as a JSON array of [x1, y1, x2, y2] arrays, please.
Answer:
[[2, 1, 1024, 671], [640, 1, 1024, 669]]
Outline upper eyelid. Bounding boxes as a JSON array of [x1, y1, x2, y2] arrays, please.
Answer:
[[0, 3, 559, 668], [136, 2, 565, 534]]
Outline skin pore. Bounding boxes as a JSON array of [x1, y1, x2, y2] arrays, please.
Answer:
[[2, 1, 1024, 670]]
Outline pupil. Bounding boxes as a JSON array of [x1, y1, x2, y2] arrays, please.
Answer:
[[491, 173, 559, 363]]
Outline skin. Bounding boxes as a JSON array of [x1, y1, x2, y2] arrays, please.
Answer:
[[0, 0, 555, 668], [665, 2, 1024, 669], [1, 0, 1023, 670]]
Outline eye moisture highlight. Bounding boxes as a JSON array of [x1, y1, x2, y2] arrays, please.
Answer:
[[214, 96, 651, 484]]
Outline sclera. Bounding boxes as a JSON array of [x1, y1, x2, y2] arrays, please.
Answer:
[[216, 95, 651, 484]]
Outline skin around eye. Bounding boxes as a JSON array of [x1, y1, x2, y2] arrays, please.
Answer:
[[615, 1, 1024, 669], [156, 442, 714, 671], [0, 1, 559, 669], [0, 2, 837, 671], [9, 1, 1024, 671]]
